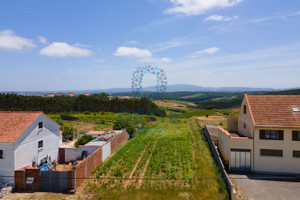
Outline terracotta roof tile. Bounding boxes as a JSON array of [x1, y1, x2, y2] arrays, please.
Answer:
[[246, 95, 300, 128], [0, 111, 42, 143], [88, 131, 105, 135]]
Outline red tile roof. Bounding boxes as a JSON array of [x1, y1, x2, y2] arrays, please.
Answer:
[[0, 112, 42, 143], [88, 131, 105, 135], [246, 94, 300, 128]]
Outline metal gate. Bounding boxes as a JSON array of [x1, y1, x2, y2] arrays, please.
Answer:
[[40, 171, 69, 192], [230, 149, 251, 172]]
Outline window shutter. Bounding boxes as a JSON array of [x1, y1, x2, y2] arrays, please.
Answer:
[[292, 131, 298, 141], [278, 130, 284, 140], [260, 130, 265, 139]]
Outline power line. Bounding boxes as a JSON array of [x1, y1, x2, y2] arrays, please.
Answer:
[[1, 175, 300, 181]]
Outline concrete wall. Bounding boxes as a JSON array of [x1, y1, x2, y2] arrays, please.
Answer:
[[238, 97, 255, 138], [102, 142, 111, 162], [217, 127, 253, 171], [217, 128, 231, 162], [63, 146, 100, 163], [203, 124, 237, 200], [14, 114, 61, 170], [227, 116, 238, 133], [253, 128, 300, 174], [0, 143, 14, 184]]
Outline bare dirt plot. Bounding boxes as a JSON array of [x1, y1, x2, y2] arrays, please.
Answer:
[[194, 115, 227, 128], [154, 100, 188, 109], [3, 192, 69, 200], [195, 115, 226, 121]]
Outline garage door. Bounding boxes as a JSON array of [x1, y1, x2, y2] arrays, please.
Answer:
[[230, 149, 251, 172]]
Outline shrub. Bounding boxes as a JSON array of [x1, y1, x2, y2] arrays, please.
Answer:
[[75, 134, 94, 147]]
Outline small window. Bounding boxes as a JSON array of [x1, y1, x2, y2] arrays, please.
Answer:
[[260, 130, 284, 140], [293, 151, 300, 158], [260, 149, 283, 157], [38, 122, 43, 129], [38, 140, 43, 148], [243, 105, 246, 114], [291, 106, 300, 112], [0, 150, 3, 159], [292, 131, 300, 141], [243, 123, 246, 129]]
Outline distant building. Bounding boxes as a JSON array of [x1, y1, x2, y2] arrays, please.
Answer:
[[0, 112, 61, 184]]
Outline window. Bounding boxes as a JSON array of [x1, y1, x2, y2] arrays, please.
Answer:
[[243, 123, 246, 129], [260, 149, 283, 157], [292, 131, 300, 141], [38, 122, 43, 129], [291, 106, 300, 112], [260, 130, 283, 140], [243, 105, 246, 114], [0, 150, 3, 159], [38, 140, 43, 148], [293, 151, 300, 158]]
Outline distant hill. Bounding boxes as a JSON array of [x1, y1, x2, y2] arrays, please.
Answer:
[[265, 88, 300, 95], [143, 84, 277, 93], [1, 84, 284, 96]]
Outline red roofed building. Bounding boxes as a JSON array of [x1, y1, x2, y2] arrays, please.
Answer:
[[213, 93, 300, 174], [0, 112, 61, 184], [87, 131, 105, 138]]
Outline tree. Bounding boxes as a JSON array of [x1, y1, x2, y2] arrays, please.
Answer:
[[113, 118, 135, 139], [75, 135, 94, 147]]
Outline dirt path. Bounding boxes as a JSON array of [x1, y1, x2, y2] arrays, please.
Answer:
[[187, 121, 198, 169], [137, 137, 159, 188], [123, 142, 150, 188]]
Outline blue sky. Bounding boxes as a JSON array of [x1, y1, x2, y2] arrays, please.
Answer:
[[0, 0, 300, 91]]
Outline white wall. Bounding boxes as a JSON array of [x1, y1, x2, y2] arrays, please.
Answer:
[[0, 143, 14, 184], [102, 142, 111, 162], [238, 97, 255, 138], [64, 146, 100, 163], [254, 128, 300, 174], [14, 114, 61, 170]]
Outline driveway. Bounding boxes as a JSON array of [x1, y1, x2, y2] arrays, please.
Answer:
[[230, 173, 300, 200]]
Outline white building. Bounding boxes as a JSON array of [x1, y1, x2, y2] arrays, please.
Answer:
[[0, 112, 61, 184], [215, 93, 300, 174]]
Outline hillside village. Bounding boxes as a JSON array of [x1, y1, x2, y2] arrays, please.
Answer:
[[1, 1, 300, 200], [0, 91, 299, 200]]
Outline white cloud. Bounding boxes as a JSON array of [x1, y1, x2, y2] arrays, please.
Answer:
[[139, 57, 172, 63], [190, 47, 220, 57], [39, 42, 93, 57], [38, 36, 48, 44], [205, 15, 238, 21], [165, 0, 242, 15], [114, 46, 152, 57], [114, 46, 171, 63], [0, 29, 35, 50]]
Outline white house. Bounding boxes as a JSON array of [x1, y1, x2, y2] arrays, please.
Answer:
[[216, 93, 300, 174], [0, 112, 61, 184]]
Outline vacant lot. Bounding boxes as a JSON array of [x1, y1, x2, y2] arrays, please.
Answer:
[[84, 119, 228, 200], [154, 100, 189, 109]]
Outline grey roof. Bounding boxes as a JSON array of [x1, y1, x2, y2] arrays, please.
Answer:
[[205, 124, 220, 138]]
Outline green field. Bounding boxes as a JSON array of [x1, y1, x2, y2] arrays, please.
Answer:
[[86, 118, 228, 200]]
